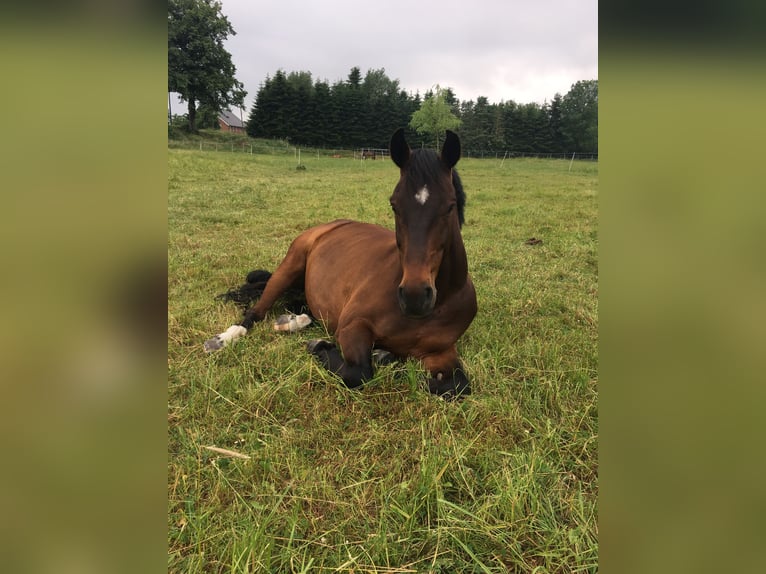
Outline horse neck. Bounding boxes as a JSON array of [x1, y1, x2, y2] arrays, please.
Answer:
[[436, 225, 469, 299]]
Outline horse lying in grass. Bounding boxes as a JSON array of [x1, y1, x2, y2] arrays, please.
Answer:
[[205, 128, 477, 398]]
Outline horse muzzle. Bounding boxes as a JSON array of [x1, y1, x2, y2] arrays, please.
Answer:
[[398, 282, 436, 318]]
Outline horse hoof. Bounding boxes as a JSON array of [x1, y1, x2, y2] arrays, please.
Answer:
[[204, 325, 247, 353], [203, 336, 223, 353], [307, 339, 333, 354], [427, 376, 471, 400], [372, 349, 396, 365]]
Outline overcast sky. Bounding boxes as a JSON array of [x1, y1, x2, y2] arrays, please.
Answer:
[[170, 0, 597, 116]]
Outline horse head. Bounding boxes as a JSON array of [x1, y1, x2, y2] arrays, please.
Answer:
[[389, 128, 465, 318]]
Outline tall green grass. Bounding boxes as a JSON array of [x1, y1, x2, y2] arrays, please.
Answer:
[[168, 148, 598, 572]]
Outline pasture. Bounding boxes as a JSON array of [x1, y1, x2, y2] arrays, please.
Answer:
[[168, 146, 598, 572]]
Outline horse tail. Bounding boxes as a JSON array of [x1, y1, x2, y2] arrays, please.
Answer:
[[216, 269, 308, 315], [215, 269, 272, 308], [245, 269, 273, 285]]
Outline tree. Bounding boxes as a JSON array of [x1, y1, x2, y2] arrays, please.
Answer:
[[361, 69, 401, 147], [560, 80, 598, 153], [409, 85, 462, 149], [239, 63, 597, 155], [247, 71, 288, 139], [548, 93, 565, 153], [168, 0, 246, 132], [470, 96, 494, 151]]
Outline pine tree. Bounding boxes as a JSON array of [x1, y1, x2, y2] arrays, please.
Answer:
[[548, 93, 565, 153], [242, 64, 596, 156]]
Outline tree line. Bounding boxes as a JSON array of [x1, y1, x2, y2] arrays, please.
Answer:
[[246, 68, 597, 155], [168, 1, 597, 155]]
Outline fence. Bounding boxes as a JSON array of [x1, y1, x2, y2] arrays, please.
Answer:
[[356, 148, 390, 160], [168, 138, 357, 158], [463, 150, 598, 161], [168, 138, 597, 162]]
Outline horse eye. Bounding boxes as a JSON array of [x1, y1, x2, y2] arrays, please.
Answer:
[[446, 203, 456, 214]]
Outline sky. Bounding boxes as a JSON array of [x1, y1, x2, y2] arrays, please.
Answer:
[[170, 0, 597, 117]]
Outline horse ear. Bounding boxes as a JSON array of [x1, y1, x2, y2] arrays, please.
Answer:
[[390, 128, 410, 168], [441, 130, 461, 168]]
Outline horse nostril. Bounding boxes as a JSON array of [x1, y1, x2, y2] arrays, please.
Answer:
[[398, 283, 435, 316]]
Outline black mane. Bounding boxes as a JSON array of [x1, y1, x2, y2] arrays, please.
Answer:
[[407, 148, 466, 228], [452, 169, 466, 228]]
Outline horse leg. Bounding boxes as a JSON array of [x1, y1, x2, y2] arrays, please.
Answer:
[[204, 244, 308, 352], [239, 250, 307, 329], [422, 347, 471, 400], [307, 321, 374, 389]]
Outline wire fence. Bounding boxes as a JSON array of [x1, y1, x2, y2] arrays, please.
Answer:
[[464, 150, 598, 161], [168, 137, 597, 162]]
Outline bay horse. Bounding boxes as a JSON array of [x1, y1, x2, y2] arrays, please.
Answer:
[[204, 128, 477, 398]]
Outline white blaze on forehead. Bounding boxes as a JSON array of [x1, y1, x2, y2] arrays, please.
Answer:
[[414, 185, 430, 205]]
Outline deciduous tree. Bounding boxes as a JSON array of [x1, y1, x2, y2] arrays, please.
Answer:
[[168, 0, 246, 132], [561, 80, 598, 153], [409, 85, 462, 149]]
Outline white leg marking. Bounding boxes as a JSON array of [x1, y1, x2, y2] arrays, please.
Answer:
[[204, 325, 247, 353], [273, 313, 312, 332], [219, 325, 247, 343], [415, 185, 429, 205]]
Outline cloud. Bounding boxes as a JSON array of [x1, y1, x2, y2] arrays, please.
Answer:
[[172, 0, 597, 113]]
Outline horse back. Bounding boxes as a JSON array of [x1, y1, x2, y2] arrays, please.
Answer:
[[301, 220, 400, 331]]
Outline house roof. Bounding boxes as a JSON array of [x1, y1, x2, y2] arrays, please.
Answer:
[[218, 109, 245, 128]]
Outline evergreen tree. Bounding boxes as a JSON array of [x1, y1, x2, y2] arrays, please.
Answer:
[[362, 69, 402, 147], [548, 93, 565, 153], [245, 81, 267, 138], [535, 102, 555, 153], [327, 79, 348, 147], [458, 100, 478, 151], [270, 71, 290, 138], [517, 103, 540, 152], [442, 87, 461, 119], [344, 68, 366, 147], [401, 92, 420, 144], [499, 101, 517, 152], [278, 71, 311, 143], [347, 66, 362, 88], [310, 80, 332, 147], [491, 104, 505, 150], [470, 97, 494, 152], [242, 64, 597, 156]]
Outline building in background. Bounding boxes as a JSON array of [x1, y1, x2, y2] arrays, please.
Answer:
[[218, 109, 245, 134]]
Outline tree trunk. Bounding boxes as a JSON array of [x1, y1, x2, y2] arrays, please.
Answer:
[[188, 98, 197, 132]]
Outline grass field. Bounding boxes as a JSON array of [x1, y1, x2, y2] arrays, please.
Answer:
[[168, 145, 598, 573]]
